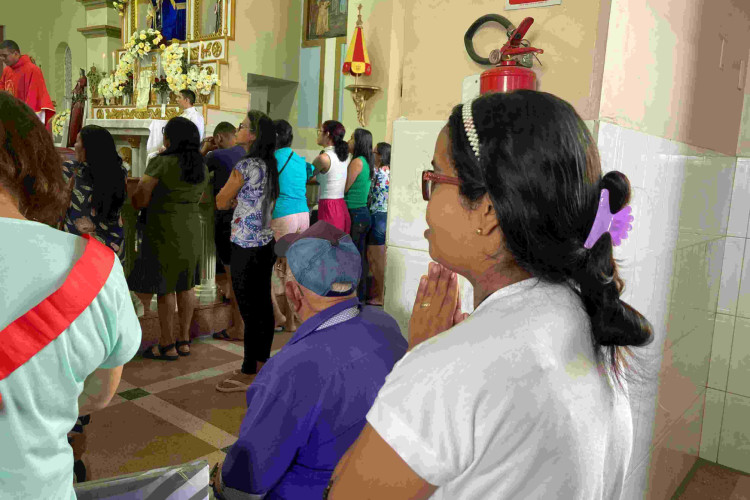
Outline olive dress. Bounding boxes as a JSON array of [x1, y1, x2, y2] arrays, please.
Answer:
[[127, 154, 209, 295]]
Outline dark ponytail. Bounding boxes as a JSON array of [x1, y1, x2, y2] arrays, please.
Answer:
[[246, 110, 279, 225], [448, 90, 654, 391], [322, 120, 348, 162], [352, 128, 374, 181]]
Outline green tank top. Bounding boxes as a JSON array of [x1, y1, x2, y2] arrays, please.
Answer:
[[344, 157, 372, 209]]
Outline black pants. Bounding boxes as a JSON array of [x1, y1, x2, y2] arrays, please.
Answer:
[[349, 207, 371, 302], [230, 240, 276, 374]]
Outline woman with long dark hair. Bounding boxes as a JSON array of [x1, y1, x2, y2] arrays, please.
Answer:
[[311, 120, 350, 232], [365, 142, 391, 306], [215, 110, 280, 393], [327, 91, 654, 499], [129, 116, 208, 361], [344, 128, 373, 302], [62, 125, 127, 261]]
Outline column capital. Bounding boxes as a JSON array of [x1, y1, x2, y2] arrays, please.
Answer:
[[77, 25, 122, 39]]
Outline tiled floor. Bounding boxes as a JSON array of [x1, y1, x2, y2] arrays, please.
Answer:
[[80, 331, 294, 482], [673, 458, 750, 499]]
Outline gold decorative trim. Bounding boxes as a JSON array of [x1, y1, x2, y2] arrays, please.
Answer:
[[192, 0, 234, 41], [94, 105, 183, 120]]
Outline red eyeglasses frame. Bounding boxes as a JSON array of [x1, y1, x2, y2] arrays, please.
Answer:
[[422, 170, 461, 201]]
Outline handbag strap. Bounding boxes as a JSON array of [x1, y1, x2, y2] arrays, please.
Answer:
[[278, 151, 294, 176]]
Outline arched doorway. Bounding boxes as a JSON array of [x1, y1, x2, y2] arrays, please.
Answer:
[[54, 42, 72, 111]]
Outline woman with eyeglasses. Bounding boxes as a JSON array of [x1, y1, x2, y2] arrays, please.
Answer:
[[325, 91, 654, 499], [128, 117, 208, 361], [311, 120, 351, 233], [214, 110, 280, 393]]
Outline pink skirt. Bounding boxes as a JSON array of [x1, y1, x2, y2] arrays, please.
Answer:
[[318, 198, 351, 233]]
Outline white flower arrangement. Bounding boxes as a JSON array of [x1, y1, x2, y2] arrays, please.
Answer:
[[98, 75, 124, 99], [52, 110, 70, 137], [163, 42, 188, 93], [124, 29, 164, 59], [193, 67, 220, 95]]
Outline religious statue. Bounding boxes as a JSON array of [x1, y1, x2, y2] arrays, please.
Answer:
[[136, 68, 153, 109], [213, 0, 222, 34], [316, 0, 331, 36], [147, 0, 162, 31], [67, 69, 87, 147], [161, 0, 187, 41]]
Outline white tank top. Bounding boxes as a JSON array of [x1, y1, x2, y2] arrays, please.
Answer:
[[317, 146, 349, 199]]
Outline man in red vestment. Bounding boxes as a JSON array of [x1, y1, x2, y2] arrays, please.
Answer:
[[0, 40, 55, 128]]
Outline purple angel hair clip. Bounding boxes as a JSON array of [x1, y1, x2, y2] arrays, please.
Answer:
[[583, 189, 634, 249]]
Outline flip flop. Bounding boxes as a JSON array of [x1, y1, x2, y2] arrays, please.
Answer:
[[143, 344, 179, 361], [215, 379, 251, 393], [274, 326, 284, 332], [213, 330, 230, 340], [176, 340, 191, 356]]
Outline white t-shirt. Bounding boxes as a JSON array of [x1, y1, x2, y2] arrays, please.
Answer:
[[367, 278, 633, 500], [0, 218, 142, 499], [181, 106, 205, 140], [317, 146, 349, 200]]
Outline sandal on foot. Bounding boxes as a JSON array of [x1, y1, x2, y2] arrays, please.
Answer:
[[143, 344, 179, 361], [213, 330, 230, 340], [176, 340, 191, 356], [215, 378, 252, 393]]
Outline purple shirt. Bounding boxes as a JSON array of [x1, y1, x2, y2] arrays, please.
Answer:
[[222, 298, 407, 500]]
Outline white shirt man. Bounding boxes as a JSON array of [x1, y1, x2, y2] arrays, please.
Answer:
[[177, 90, 205, 140]]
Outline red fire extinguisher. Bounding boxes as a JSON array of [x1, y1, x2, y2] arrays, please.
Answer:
[[464, 15, 544, 94]]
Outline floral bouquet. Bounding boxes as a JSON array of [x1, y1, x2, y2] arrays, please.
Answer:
[[192, 67, 220, 96], [125, 29, 165, 58], [153, 75, 171, 94], [163, 42, 189, 93], [113, 0, 127, 16], [52, 110, 70, 138]]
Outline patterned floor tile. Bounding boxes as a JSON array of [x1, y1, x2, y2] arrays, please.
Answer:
[[82, 402, 219, 481], [155, 373, 248, 437]]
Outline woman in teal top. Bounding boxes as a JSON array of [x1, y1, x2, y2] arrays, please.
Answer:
[[344, 128, 374, 302]]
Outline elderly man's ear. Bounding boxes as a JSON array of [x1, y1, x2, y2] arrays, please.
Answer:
[[285, 280, 303, 312]]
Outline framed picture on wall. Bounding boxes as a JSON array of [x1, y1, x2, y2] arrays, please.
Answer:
[[305, 0, 348, 41]]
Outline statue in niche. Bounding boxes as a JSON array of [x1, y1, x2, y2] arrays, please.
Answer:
[[147, 0, 162, 31], [136, 68, 154, 109], [160, 0, 187, 41], [213, 0, 222, 34], [316, 0, 331, 36]]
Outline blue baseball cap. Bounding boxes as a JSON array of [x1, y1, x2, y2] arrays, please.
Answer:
[[274, 221, 361, 297]]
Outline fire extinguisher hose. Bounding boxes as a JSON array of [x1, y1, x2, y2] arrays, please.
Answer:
[[464, 14, 515, 66]]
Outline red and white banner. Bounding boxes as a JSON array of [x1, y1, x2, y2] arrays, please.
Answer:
[[506, 0, 562, 10]]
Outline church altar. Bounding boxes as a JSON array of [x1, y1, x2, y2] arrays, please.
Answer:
[[85, 0, 244, 304]]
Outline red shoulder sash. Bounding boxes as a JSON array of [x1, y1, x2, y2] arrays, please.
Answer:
[[0, 235, 115, 404]]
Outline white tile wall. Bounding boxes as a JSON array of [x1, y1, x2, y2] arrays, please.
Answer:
[[718, 393, 750, 472], [700, 387, 727, 462], [707, 314, 737, 391], [717, 237, 746, 315], [727, 159, 750, 237], [386, 119, 445, 253], [727, 317, 750, 398], [735, 241, 750, 318]]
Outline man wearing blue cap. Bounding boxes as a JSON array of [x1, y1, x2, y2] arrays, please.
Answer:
[[211, 221, 407, 500]]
